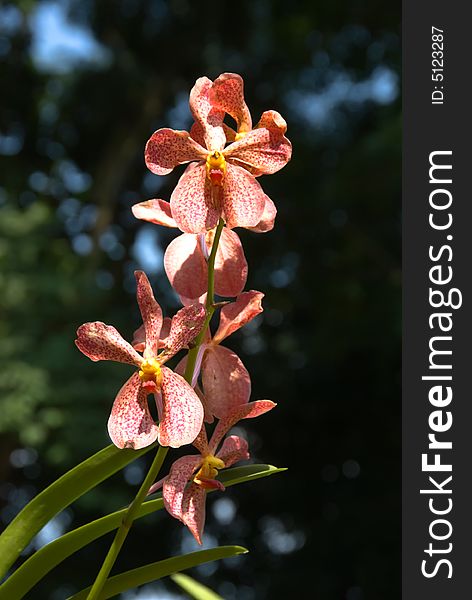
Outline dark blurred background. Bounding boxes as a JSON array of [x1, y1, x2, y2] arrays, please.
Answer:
[[0, 1, 400, 598]]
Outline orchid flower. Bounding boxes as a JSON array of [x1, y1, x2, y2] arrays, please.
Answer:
[[132, 199, 249, 300], [175, 291, 264, 421], [152, 400, 276, 544], [144, 73, 291, 234], [75, 271, 206, 449]]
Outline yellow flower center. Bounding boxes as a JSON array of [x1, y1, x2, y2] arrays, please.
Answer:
[[138, 358, 162, 384], [206, 151, 226, 186], [194, 454, 225, 485]]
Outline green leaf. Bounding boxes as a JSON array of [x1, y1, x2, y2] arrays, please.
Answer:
[[218, 464, 286, 487], [67, 546, 248, 600], [0, 442, 156, 579], [0, 464, 284, 598], [171, 573, 223, 599]]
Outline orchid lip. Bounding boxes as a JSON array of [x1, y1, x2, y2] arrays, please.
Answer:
[[194, 454, 225, 487], [206, 151, 226, 186], [139, 358, 162, 385]]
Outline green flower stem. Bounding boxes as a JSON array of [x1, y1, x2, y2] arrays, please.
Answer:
[[87, 219, 225, 599], [205, 218, 224, 311], [184, 218, 224, 382], [86, 445, 168, 600]]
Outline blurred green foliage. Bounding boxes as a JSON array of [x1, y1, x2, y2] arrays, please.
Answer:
[[0, 1, 400, 598]]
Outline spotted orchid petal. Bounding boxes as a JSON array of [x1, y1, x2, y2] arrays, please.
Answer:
[[217, 434, 250, 467], [189, 77, 226, 152], [158, 317, 172, 348], [181, 483, 207, 544], [192, 425, 210, 455], [214, 228, 248, 297], [107, 372, 158, 450], [247, 196, 277, 233], [256, 109, 289, 134], [75, 322, 142, 367], [209, 73, 252, 134], [157, 367, 204, 448], [201, 345, 251, 419], [196, 383, 214, 424], [165, 228, 247, 300], [209, 400, 277, 453], [131, 199, 177, 228], [222, 163, 266, 229], [145, 128, 206, 176], [179, 292, 208, 308], [190, 121, 238, 148], [132, 324, 146, 353], [162, 454, 203, 519], [224, 124, 292, 177], [189, 122, 206, 148], [213, 291, 264, 343], [170, 163, 221, 234], [164, 233, 207, 299], [162, 303, 206, 360], [135, 271, 163, 359], [132, 316, 171, 353], [174, 352, 215, 422]]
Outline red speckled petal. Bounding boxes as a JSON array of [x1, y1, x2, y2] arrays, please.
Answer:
[[222, 164, 266, 229], [189, 77, 225, 152], [164, 233, 207, 299], [175, 355, 214, 423], [224, 126, 292, 176], [163, 454, 203, 519], [135, 271, 163, 359], [132, 199, 177, 228], [170, 163, 220, 234], [191, 122, 236, 147], [135, 316, 172, 353], [201, 346, 251, 420], [75, 322, 142, 366], [132, 324, 146, 353], [198, 386, 215, 424], [145, 128, 206, 176], [213, 228, 248, 297], [210, 73, 252, 134], [158, 367, 204, 448], [217, 434, 250, 467], [189, 122, 206, 148], [180, 292, 208, 307], [107, 372, 158, 450], [223, 123, 237, 143], [158, 317, 172, 349], [181, 483, 207, 544], [192, 425, 210, 455], [247, 196, 277, 233], [256, 110, 288, 134], [209, 400, 277, 453], [214, 290, 264, 343], [162, 303, 206, 360]]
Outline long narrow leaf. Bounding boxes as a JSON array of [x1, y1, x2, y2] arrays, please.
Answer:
[[67, 546, 248, 600], [0, 442, 156, 579], [0, 465, 285, 598], [171, 573, 223, 599]]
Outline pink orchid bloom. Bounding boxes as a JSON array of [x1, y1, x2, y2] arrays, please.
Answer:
[[153, 400, 276, 544], [75, 271, 206, 449], [144, 73, 291, 234], [132, 199, 248, 300], [177, 291, 264, 421]]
